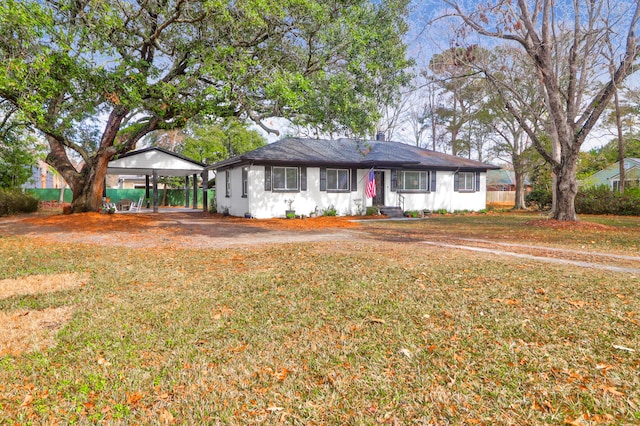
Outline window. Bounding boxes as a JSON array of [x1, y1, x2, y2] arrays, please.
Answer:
[[225, 170, 231, 197], [242, 167, 248, 197], [326, 168, 350, 191], [272, 167, 299, 191], [458, 172, 475, 192], [397, 171, 429, 192], [613, 179, 640, 192]]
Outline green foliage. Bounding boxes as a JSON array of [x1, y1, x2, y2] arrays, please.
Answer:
[[322, 205, 337, 216], [0, 141, 36, 188], [575, 185, 640, 216], [180, 117, 266, 163], [0, 188, 38, 216], [0, 107, 42, 189], [404, 210, 421, 218], [365, 206, 379, 216], [584, 136, 640, 165], [577, 150, 610, 180], [0, 0, 411, 210], [525, 189, 552, 211]]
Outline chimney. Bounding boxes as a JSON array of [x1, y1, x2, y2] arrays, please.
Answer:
[[376, 131, 385, 141]]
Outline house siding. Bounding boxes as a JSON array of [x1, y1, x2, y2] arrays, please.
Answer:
[[216, 166, 488, 218], [393, 171, 487, 213]]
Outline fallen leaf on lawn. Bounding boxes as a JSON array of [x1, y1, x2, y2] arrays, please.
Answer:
[[126, 391, 144, 406], [398, 348, 412, 358], [267, 406, 284, 412], [567, 300, 588, 308], [595, 363, 615, 374], [159, 408, 174, 424], [97, 357, 112, 367], [599, 385, 624, 396], [564, 417, 585, 426], [493, 298, 519, 305], [21, 394, 34, 407], [368, 318, 386, 324], [612, 344, 635, 352]]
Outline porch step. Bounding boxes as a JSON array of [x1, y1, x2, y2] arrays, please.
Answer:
[[378, 206, 404, 218]]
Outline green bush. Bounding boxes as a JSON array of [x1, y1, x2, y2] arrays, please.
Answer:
[[576, 185, 640, 215], [365, 206, 379, 216], [0, 188, 39, 216], [526, 189, 552, 211], [322, 205, 337, 216], [404, 210, 421, 218]]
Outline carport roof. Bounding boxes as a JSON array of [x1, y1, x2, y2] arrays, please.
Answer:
[[107, 147, 205, 176]]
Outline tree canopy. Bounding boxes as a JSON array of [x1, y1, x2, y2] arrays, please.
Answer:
[[0, 0, 411, 211]]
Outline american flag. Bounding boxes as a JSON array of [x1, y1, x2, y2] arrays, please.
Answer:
[[365, 169, 376, 198]]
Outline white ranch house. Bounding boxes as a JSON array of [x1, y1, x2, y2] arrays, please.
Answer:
[[210, 138, 498, 219]]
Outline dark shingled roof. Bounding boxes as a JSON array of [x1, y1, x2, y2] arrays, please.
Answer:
[[211, 137, 498, 171]]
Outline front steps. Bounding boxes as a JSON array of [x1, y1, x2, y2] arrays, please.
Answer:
[[378, 206, 405, 218]]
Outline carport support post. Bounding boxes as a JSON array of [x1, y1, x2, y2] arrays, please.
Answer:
[[192, 173, 198, 209], [202, 170, 208, 213], [145, 176, 150, 208], [152, 170, 159, 213], [184, 176, 190, 208]]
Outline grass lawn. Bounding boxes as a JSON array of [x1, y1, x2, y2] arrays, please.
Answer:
[[0, 213, 639, 424]]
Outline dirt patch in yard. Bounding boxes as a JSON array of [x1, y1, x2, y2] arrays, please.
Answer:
[[0, 306, 74, 356], [0, 273, 88, 356], [0, 272, 89, 300]]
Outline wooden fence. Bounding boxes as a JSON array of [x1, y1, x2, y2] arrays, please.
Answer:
[[487, 191, 515, 205]]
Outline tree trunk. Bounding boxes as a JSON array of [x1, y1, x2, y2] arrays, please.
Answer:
[[552, 159, 579, 221], [513, 169, 527, 210], [614, 88, 625, 193], [68, 152, 111, 213]]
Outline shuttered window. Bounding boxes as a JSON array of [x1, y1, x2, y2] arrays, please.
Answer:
[[272, 167, 299, 191], [455, 172, 478, 192], [326, 168, 349, 191], [394, 170, 434, 193]]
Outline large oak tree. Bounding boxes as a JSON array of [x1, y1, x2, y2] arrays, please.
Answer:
[[0, 0, 410, 212], [442, 0, 640, 220]]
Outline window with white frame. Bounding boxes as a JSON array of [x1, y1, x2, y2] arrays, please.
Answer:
[[458, 172, 475, 191], [397, 170, 429, 192], [326, 168, 350, 191], [272, 167, 299, 191], [242, 167, 248, 197]]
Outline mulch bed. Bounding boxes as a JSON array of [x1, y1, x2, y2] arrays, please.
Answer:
[[22, 212, 369, 232]]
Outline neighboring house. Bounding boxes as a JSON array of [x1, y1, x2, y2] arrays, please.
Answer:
[[581, 158, 640, 191], [22, 159, 67, 189], [486, 168, 531, 191], [210, 137, 499, 219], [114, 175, 149, 189]]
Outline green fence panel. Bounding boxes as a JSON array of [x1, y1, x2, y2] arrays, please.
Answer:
[[27, 188, 215, 209], [27, 188, 73, 203]]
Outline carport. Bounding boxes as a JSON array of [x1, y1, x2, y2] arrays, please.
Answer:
[[107, 147, 209, 213]]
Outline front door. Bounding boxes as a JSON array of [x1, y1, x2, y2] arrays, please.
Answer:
[[372, 170, 385, 206]]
